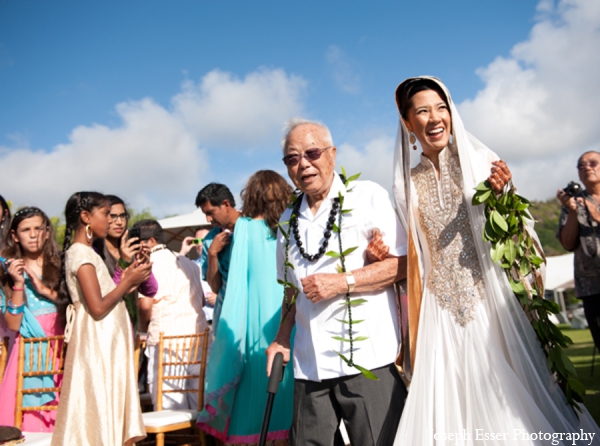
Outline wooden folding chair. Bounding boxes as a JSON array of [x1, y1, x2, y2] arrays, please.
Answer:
[[14, 334, 66, 445], [142, 329, 209, 446], [135, 334, 154, 412], [0, 336, 9, 383]]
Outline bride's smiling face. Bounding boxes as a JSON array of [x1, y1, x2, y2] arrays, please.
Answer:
[[404, 89, 452, 158]]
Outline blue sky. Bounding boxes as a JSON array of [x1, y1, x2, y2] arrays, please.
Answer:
[[1, 0, 599, 217]]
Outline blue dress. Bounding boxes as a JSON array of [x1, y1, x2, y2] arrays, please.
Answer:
[[0, 257, 64, 431], [197, 218, 294, 443]]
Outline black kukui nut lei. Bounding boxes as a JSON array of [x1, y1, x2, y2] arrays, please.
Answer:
[[291, 196, 340, 262]]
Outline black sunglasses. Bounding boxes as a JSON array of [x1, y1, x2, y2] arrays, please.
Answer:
[[578, 160, 599, 170], [282, 147, 332, 167]]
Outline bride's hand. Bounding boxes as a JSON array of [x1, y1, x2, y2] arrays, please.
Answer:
[[488, 160, 512, 193], [366, 228, 390, 263]]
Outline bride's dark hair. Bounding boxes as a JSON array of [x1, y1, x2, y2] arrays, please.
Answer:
[[396, 78, 450, 120]]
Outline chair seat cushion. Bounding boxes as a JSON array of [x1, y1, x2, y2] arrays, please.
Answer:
[[142, 410, 199, 428], [20, 432, 52, 446]]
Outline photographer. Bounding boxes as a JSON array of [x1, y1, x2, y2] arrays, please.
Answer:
[[556, 150, 600, 351]]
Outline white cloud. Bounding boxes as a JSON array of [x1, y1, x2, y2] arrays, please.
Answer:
[[336, 136, 396, 194], [510, 151, 583, 203], [172, 68, 306, 148], [1, 98, 205, 217], [458, 0, 600, 199], [326, 45, 361, 94], [1, 68, 307, 216]]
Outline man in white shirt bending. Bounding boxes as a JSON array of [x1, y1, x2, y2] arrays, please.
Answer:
[[135, 219, 208, 410]]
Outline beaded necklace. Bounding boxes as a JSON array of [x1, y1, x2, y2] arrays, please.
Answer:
[[290, 196, 340, 262]]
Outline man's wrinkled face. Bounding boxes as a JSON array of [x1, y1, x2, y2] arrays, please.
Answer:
[[284, 124, 336, 199], [578, 152, 600, 187]]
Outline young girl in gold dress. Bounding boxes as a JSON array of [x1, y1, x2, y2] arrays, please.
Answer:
[[51, 192, 152, 446]]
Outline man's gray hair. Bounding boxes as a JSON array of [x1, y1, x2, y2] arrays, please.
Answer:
[[281, 117, 334, 153], [577, 150, 600, 166]]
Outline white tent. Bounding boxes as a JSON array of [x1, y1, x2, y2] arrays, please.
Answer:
[[158, 209, 211, 254], [545, 253, 575, 291], [545, 253, 575, 324]]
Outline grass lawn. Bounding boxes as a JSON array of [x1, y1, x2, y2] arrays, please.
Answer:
[[560, 325, 600, 423]]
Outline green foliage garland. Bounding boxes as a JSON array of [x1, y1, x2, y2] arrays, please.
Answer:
[[472, 179, 585, 412]]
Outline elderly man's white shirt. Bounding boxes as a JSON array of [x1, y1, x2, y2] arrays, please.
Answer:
[[277, 174, 407, 381]]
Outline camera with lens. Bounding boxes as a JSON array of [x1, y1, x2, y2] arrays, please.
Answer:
[[563, 181, 583, 197]]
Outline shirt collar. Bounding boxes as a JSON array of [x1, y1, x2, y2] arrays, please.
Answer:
[[298, 172, 345, 221], [150, 244, 168, 253], [418, 145, 455, 170]]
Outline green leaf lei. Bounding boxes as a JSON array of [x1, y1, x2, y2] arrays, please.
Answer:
[[472, 179, 585, 412], [277, 168, 378, 380]]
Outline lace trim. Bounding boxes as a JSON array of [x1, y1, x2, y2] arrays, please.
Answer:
[[411, 147, 485, 326]]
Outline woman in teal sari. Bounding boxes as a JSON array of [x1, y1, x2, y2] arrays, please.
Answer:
[[198, 170, 294, 445]]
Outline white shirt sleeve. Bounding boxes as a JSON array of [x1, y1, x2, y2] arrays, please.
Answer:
[[364, 182, 408, 257]]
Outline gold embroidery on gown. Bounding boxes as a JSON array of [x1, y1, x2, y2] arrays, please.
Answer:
[[411, 146, 485, 326]]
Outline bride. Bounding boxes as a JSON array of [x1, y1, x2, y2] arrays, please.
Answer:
[[391, 76, 600, 445]]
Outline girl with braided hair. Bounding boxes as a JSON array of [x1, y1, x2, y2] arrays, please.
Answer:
[[0, 206, 64, 431], [51, 192, 151, 446]]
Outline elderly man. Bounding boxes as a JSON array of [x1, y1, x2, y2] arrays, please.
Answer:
[[266, 118, 407, 446], [557, 150, 600, 351]]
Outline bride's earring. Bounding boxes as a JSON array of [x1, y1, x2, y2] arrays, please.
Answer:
[[409, 133, 417, 150]]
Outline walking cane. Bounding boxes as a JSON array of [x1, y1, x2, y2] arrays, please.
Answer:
[[259, 352, 284, 446]]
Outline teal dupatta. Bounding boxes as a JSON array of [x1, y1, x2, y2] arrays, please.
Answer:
[[0, 265, 57, 407], [197, 218, 294, 443]]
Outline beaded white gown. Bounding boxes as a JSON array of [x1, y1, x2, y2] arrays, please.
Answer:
[[393, 145, 600, 445]]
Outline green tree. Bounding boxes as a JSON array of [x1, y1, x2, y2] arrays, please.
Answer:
[[528, 198, 567, 256], [128, 208, 156, 225], [51, 216, 66, 247]]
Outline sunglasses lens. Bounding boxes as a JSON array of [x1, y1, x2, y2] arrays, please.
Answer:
[[305, 149, 322, 161], [283, 155, 300, 167], [282, 148, 327, 166], [579, 161, 599, 169]]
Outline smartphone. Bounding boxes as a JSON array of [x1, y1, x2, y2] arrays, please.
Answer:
[[128, 227, 141, 245]]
